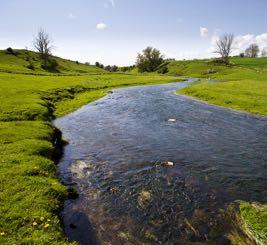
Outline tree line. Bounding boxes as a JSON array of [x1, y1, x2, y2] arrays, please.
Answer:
[[7, 29, 267, 73], [136, 34, 267, 73], [240, 44, 267, 58]]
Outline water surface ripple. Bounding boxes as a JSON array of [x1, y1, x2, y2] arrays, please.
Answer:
[[54, 81, 267, 244]]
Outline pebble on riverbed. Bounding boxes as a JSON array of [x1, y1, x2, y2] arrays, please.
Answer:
[[138, 191, 152, 208], [156, 161, 174, 167]]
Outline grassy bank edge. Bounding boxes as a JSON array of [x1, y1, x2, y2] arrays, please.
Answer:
[[226, 201, 267, 245], [176, 79, 267, 116], [0, 75, 182, 244]]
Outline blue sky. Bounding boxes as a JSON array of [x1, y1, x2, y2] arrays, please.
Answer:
[[1, 0, 267, 65]]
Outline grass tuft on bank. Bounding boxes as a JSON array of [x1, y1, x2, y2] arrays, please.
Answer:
[[238, 202, 267, 244]]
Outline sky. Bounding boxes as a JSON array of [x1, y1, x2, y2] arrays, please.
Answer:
[[1, 0, 267, 66]]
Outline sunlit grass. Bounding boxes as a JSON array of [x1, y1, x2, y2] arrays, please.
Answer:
[[0, 70, 178, 243]]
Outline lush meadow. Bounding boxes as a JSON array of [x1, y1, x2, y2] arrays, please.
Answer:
[[0, 49, 266, 243], [0, 51, 179, 243], [171, 57, 267, 116]]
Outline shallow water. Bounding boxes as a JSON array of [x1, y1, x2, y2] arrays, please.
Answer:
[[54, 81, 267, 244]]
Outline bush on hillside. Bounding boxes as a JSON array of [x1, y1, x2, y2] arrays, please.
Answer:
[[105, 65, 118, 72], [202, 68, 216, 75], [26, 62, 35, 70], [120, 65, 135, 72], [209, 58, 231, 66], [157, 62, 169, 74], [41, 59, 59, 72], [6, 47, 17, 55], [95, 62, 104, 69]]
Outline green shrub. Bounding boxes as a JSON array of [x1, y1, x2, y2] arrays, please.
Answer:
[[6, 47, 17, 55], [41, 59, 59, 72], [157, 62, 169, 74], [26, 63, 35, 70]]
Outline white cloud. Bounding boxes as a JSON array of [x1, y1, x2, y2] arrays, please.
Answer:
[[256, 33, 267, 43], [234, 34, 254, 49], [200, 27, 209, 37], [68, 13, 75, 19], [96, 22, 107, 30]]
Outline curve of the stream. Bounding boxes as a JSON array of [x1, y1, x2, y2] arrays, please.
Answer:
[[54, 81, 267, 244]]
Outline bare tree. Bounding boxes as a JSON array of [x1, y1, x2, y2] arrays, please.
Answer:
[[261, 47, 267, 57], [214, 34, 234, 63], [34, 29, 53, 64], [245, 44, 260, 58]]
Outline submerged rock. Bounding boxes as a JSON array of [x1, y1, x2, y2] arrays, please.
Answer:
[[138, 191, 152, 208], [71, 160, 93, 179], [69, 223, 77, 229], [158, 161, 174, 167]]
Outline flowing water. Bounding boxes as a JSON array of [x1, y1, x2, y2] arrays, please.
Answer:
[[54, 81, 267, 245]]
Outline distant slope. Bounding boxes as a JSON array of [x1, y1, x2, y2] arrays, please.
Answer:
[[163, 57, 267, 77], [173, 57, 267, 116], [231, 57, 267, 71], [0, 49, 105, 74]]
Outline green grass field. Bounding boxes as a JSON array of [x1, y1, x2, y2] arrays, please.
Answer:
[[0, 49, 105, 75], [0, 49, 266, 244], [0, 50, 179, 243], [171, 57, 267, 116]]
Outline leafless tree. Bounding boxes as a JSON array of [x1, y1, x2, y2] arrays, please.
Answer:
[[245, 44, 260, 58], [214, 34, 234, 63], [261, 47, 267, 57], [33, 29, 53, 64]]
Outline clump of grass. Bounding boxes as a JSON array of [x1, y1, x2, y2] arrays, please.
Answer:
[[238, 201, 267, 244], [226, 201, 267, 245]]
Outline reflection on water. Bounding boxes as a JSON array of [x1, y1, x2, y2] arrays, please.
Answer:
[[54, 82, 267, 244]]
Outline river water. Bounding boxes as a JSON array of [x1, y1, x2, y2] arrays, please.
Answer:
[[54, 81, 267, 244]]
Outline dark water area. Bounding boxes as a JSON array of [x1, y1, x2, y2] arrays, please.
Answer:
[[54, 81, 267, 244]]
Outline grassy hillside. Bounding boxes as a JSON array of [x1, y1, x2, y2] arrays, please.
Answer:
[[0, 49, 266, 243], [231, 57, 267, 71], [168, 57, 267, 116], [165, 57, 267, 77], [0, 49, 105, 74], [0, 59, 179, 243]]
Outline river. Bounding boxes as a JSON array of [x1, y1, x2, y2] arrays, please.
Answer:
[[54, 81, 267, 244]]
